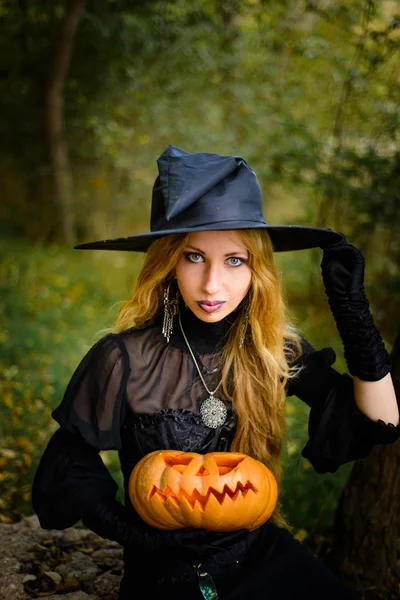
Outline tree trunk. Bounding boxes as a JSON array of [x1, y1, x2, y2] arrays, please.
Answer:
[[329, 332, 400, 597], [44, 0, 86, 245]]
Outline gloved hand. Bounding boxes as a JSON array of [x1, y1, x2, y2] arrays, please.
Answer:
[[320, 236, 391, 381], [82, 497, 249, 561], [164, 526, 250, 562]]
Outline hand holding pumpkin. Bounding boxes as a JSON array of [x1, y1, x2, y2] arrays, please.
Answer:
[[155, 526, 251, 561], [128, 450, 278, 532], [82, 495, 248, 561]]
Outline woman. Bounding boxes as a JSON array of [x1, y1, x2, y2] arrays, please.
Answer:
[[32, 145, 399, 600]]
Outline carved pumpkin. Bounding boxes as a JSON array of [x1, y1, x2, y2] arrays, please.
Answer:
[[128, 450, 278, 532]]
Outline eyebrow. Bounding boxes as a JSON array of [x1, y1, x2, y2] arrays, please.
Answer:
[[185, 245, 248, 257]]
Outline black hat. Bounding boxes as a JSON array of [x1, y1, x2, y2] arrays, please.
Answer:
[[74, 145, 343, 252]]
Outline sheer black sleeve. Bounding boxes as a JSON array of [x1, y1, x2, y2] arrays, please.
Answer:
[[31, 427, 120, 529], [32, 334, 131, 530], [31, 428, 155, 547], [52, 333, 130, 450], [286, 338, 400, 474]]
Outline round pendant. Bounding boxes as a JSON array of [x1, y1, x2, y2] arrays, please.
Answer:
[[200, 396, 227, 429]]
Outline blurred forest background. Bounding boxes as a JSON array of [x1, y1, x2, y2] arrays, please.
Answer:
[[0, 0, 399, 594]]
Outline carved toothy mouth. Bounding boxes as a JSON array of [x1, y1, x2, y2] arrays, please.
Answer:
[[149, 481, 258, 509]]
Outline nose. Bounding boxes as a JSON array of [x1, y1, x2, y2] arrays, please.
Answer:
[[202, 263, 222, 295]]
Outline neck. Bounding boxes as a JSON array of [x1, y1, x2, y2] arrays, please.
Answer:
[[174, 301, 237, 355]]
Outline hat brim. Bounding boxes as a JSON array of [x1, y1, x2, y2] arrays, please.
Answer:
[[74, 223, 343, 253]]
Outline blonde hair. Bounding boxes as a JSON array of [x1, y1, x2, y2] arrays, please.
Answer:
[[113, 229, 304, 528]]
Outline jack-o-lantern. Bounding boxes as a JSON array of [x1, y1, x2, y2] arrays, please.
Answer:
[[128, 450, 278, 532]]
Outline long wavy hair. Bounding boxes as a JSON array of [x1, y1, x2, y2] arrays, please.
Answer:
[[112, 229, 304, 528]]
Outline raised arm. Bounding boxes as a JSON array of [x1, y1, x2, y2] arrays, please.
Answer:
[[320, 237, 399, 426]]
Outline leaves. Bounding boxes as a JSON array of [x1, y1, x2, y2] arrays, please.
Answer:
[[0, 238, 137, 522]]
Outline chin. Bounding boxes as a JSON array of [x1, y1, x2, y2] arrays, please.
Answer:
[[191, 305, 232, 322]]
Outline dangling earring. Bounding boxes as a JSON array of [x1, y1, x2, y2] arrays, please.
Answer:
[[162, 282, 179, 343], [239, 308, 250, 348]]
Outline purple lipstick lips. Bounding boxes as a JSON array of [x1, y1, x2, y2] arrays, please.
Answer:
[[197, 301, 226, 314]]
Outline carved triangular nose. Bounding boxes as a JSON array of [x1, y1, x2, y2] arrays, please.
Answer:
[[196, 466, 209, 476]]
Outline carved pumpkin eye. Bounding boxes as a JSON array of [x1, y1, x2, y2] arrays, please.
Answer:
[[213, 455, 245, 475], [163, 454, 193, 473], [129, 450, 278, 532]]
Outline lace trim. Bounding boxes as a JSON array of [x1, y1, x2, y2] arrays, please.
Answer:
[[124, 408, 236, 429], [350, 401, 400, 443]]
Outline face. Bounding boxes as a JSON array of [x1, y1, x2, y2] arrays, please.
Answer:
[[174, 230, 252, 322]]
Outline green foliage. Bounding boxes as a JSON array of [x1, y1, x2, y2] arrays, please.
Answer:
[[282, 400, 353, 536], [0, 237, 143, 522], [2, 0, 399, 255]]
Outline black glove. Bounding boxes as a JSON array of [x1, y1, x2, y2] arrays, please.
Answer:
[[82, 497, 248, 561], [320, 237, 391, 382]]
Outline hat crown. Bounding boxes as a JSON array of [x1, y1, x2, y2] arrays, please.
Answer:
[[150, 145, 267, 232], [74, 144, 344, 252]]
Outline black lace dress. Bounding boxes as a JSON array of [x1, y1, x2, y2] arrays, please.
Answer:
[[31, 307, 400, 600]]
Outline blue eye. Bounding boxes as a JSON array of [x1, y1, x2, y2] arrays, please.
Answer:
[[185, 252, 204, 263], [227, 257, 245, 267], [183, 253, 247, 266]]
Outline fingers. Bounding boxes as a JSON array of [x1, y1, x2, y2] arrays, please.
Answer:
[[209, 529, 248, 548], [321, 241, 364, 268], [318, 231, 347, 249]]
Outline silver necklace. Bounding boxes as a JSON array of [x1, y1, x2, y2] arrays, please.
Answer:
[[178, 312, 227, 429]]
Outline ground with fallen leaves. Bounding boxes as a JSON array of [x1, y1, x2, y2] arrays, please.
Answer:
[[0, 515, 397, 600], [0, 515, 122, 600]]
